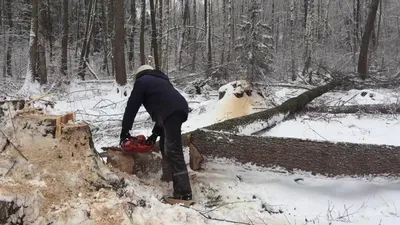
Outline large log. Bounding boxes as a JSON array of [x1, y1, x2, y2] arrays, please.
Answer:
[[305, 104, 400, 114], [188, 129, 400, 177], [203, 80, 341, 134]]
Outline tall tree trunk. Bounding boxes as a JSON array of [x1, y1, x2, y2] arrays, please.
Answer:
[[290, 0, 296, 81], [44, 0, 53, 61], [60, 0, 69, 77], [37, 0, 47, 84], [25, 0, 39, 83], [178, 0, 189, 71], [204, 0, 212, 74], [92, 0, 101, 53], [78, 0, 94, 80], [140, 0, 146, 65], [227, 0, 235, 63], [191, 0, 197, 71], [358, 0, 380, 80], [5, 0, 12, 77], [1, 0, 6, 78], [149, 0, 159, 69], [114, 0, 127, 85], [128, 0, 136, 70], [302, 0, 314, 83], [100, 0, 109, 76], [220, 0, 226, 65], [162, 0, 170, 71], [158, 0, 163, 70], [107, 0, 115, 77]]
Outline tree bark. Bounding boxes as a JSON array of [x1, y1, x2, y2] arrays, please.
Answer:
[[188, 129, 400, 177], [304, 104, 400, 115], [178, 0, 189, 71], [357, 0, 380, 80], [5, 0, 12, 77], [206, 0, 212, 73], [1, 0, 6, 78], [204, 79, 341, 134], [107, 0, 115, 77], [60, 0, 69, 77], [114, 0, 127, 85], [128, 0, 136, 70], [26, 0, 39, 83], [290, 0, 296, 81], [38, 2, 48, 85], [100, 0, 109, 76], [149, 0, 159, 69], [140, 0, 146, 65], [191, 0, 197, 72], [45, 0, 53, 61], [78, 0, 94, 80]]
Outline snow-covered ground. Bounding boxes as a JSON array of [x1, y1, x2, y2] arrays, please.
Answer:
[[266, 113, 400, 146], [39, 80, 400, 225]]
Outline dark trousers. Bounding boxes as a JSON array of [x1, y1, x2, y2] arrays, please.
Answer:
[[159, 112, 192, 196]]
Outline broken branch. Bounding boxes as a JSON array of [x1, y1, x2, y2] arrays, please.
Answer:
[[4, 161, 17, 177], [0, 129, 28, 161]]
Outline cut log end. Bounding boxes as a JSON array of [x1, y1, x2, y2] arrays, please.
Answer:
[[107, 150, 136, 174], [189, 142, 204, 171]]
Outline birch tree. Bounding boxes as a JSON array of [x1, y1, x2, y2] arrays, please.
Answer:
[[25, 0, 39, 84]]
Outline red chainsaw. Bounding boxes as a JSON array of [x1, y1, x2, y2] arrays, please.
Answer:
[[120, 135, 154, 154]]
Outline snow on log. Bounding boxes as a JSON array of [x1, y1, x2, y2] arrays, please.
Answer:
[[206, 79, 341, 134], [188, 129, 400, 177], [304, 104, 400, 114]]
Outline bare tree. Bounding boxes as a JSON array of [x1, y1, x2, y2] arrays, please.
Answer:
[[149, 0, 160, 69], [358, 0, 380, 79], [25, 0, 39, 84], [38, 0, 48, 84], [128, 0, 136, 70], [140, 0, 146, 65], [5, 0, 12, 77], [290, 0, 296, 81], [302, 0, 314, 83], [114, 0, 127, 85], [78, 0, 96, 80], [60, 0, 68, 77], [205, 0, 212, 73], [177, 0, 189, 71], [1, 0, 5, 78]]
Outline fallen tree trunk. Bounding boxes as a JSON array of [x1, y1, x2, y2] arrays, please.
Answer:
[[188, 129, 400, 177], [305, 104, 400, 114], [203, 79, 341, 135]]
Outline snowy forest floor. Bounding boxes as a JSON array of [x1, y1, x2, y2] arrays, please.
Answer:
[[2, 79, 400, 225]]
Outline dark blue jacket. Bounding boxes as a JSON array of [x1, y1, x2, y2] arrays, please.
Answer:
[[120, 70, 189, 139]]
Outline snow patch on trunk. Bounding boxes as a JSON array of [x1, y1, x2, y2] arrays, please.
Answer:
[[237, 113, 287, 135]]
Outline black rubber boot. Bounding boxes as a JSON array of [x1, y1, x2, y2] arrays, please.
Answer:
[[172, 193, 192, 201]]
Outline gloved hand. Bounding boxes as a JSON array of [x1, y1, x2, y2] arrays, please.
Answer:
[[145, 133, 158, 146]]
